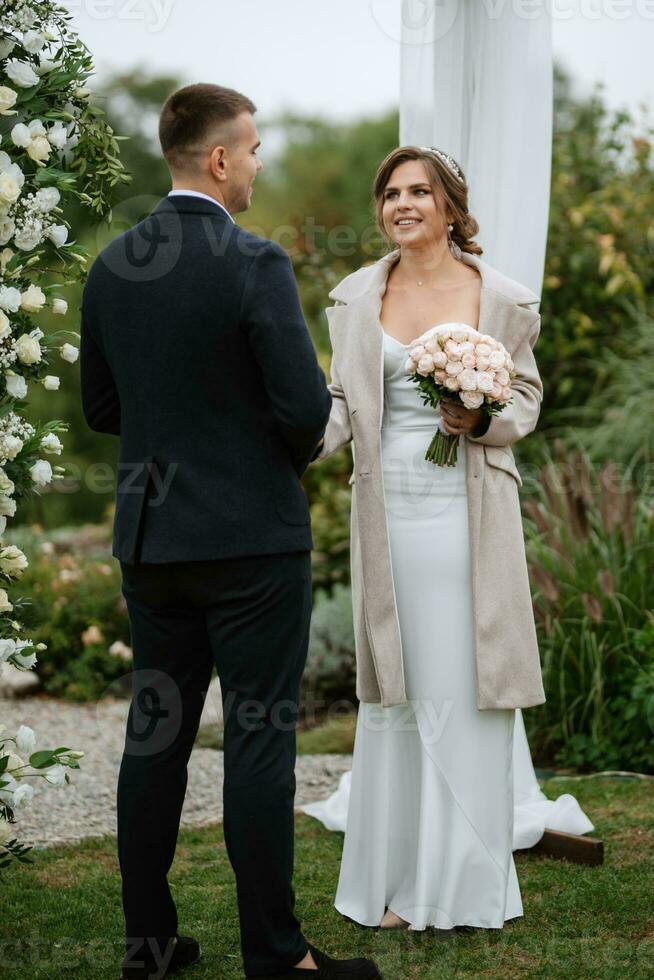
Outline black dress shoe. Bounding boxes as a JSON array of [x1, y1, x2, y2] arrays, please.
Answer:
[[120, 935, 201, 979], [247, 941, 382, 979]]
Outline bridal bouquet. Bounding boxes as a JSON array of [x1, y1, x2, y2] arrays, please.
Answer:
[[404, 325, 515, 466]]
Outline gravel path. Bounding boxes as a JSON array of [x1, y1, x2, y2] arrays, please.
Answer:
[[1, 694, 352, 849]]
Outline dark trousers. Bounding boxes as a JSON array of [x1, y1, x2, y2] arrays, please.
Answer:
[[117, 551, 312, 977]]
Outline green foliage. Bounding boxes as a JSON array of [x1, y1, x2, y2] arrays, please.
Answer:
[[538, 69, 654, 420], [5, 524, 131, 701], [554, 304, 654, 470], [523, 444, 654, 772], [301, 584, 356, 711]]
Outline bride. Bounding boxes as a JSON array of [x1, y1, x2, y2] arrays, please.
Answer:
[[310, 145, 547, 930]]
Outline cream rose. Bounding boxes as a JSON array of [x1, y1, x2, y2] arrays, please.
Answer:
[[461, 390, 485, 410], [0, 173, 20, 207], [417, 354, 434, 376], [445, 360, 464, 376], [0, 86, 18, 116], [30, 459, 53, 486], [42, 375, 60, 391], [52, 298, 68, 316], [458, 369, 478, 392], [27, 135, 51, 163], [0, 545, 27, 577], [0, 589, 13, 613], [16, 333, 42, 365], [20, 283, 46, 312], [477, 372, 495, 394]]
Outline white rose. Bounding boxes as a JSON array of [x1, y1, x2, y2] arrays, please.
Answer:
[[36, 59, 58, 77], [5, 373, 27, 400], [14, 224, 43, 251], [10, 122, 32, 148], [461, 390, 485, 410], [16, 333, 42, 364], [22, 30, 47, 54], [42, 375, 60, 391], [0, 248, 14, 273], [41, 433, 63, 455], [0, 39, 16, 60], [0, 589, 13, 613], [12, 783, 35, 807], [0, 466, 16, 494], [27, 136, 51, 163], [0, 496, 17, 517], [0, 310, 11, 341], [45, 764, 67, 787], [0, 216, 16, 247], [34, 186, 60, 212], [60, 343, 79, 364], [30, 459, 53, 486], [0, 87, 18, 116], [47, 123, 68, 150], [477, 372, 495, 394], [52, 297, 68, 316], [488, 350, 506, 370], [417, 354, 434, 376], [0, 174, 20, 207], [458, 368, 478, 392], [15, 725, 36, 755], [475, 342, 493, 357], [432, 351, 448, 369], [445, 360, 464, 376], [3, 751, 24, 773], [0, 546, 28, 576], [5, 60, 40, 89], [1, 435, 23, 461], [0, 773, 19, 805], [13, 650, 37, 669], [47, 224, 68, 247], [20, 283, 46, 312], [0, 638, 16, 662], [444, 376, 460, 391], [496, 368, 510, 387]]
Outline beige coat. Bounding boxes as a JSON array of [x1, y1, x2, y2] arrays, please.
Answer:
[[315, 249, 546, 711]]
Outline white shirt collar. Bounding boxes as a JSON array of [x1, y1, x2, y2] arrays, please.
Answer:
[[167, 190, 235, 223]]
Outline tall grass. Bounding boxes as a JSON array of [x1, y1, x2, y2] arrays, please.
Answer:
[[523, 442, 654, 771]]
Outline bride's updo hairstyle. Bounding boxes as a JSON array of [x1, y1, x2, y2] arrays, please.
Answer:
[[373, 146, 483, 256]]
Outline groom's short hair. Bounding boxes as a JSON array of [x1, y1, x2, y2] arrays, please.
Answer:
[[159, 83, 257, 172]]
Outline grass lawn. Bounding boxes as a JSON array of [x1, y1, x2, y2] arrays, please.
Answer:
[[1, 778, 652, 979]]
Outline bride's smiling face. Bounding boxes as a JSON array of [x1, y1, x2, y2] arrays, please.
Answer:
[[381, 160, 450, 248]]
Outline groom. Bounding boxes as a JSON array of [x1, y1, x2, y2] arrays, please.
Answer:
[[80, 84, 381, 980]]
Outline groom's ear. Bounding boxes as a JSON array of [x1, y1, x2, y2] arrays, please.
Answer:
[[209, 144, 228, 183]]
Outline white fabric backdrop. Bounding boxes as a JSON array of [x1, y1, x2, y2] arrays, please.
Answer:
[[399, 0, 553, 297]]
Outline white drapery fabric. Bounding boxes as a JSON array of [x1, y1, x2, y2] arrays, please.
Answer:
[[302, 0, 594, 848], [399, 0, 553, 295]]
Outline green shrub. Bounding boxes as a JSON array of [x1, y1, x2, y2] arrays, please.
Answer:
[[523, 444, 654, 772], [301, 584, 357, 715], [5, 525, 131, 702]]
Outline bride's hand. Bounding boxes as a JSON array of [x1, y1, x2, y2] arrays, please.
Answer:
[[439, 399, 484, 436]]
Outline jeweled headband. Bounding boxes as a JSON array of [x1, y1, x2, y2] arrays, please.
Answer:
[[419, 147, 464, 183]]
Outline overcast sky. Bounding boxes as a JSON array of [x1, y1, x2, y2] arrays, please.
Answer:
[[66, 0, 653, 123]]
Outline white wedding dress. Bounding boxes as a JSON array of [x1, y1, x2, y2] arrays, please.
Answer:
[[326, 329, 522, 929]]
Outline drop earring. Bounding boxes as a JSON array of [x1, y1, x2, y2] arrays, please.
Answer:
[[447, 222, 462, 260]]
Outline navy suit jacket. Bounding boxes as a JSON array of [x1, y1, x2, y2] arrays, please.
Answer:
[[80, 194, 331, 563]]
